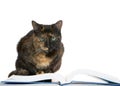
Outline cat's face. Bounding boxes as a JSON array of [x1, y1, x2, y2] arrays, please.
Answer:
[[32, 20, 62, 53]]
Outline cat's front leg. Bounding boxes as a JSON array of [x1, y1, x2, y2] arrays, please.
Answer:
[[36, 71, 44, 74]]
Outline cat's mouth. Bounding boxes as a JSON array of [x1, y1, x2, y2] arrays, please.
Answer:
[[41, 45, 58, 53], [35, 47, 48, 54], [41, 47, 48, 51], [41, 47, 49, 53]]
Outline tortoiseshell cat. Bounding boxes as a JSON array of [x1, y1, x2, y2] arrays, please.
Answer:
[[8, 20, 64, 77]]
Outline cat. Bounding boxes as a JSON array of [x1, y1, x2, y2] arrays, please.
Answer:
[[8, 20, 64, 77]]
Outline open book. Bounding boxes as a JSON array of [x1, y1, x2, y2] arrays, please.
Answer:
[[1, 69, 120, 86]]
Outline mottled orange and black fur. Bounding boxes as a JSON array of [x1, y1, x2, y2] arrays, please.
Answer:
[[8, 20, 64, 77]]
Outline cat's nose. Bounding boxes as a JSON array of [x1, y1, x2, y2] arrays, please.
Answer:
[[45, 40, 49, 47], [44, 47, 48, 51]]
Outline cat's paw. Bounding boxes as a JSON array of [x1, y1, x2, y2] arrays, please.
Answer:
[[36, 71, 44, 74]]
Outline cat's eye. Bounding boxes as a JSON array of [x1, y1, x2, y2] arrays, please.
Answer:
[[40, 38, 45, 42], [51, 37, 56, 41]]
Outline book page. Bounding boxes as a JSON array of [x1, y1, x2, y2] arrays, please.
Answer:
[[65, 69, 120, 83], [2, 73, 65, 84], [0, 82, 60, 86]]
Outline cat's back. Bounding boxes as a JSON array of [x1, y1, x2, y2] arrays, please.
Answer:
[[17, 30, 34, 53]]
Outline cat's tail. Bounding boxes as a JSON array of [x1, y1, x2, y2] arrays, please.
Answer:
[[8, 69, 29, 77], [8, 70, 17, 77]]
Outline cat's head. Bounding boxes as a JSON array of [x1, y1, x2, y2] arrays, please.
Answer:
[[32, 20, 63, 53]]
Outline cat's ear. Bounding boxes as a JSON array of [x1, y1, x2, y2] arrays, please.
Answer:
[[55, 20, 63, 30], [32, 20, 39, 30]]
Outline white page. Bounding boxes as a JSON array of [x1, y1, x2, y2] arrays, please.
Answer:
[[66, 69, 120, 83], [0, 83, 59, 86], [2, 73, 64, 84]]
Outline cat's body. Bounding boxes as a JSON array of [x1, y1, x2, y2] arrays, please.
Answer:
[[8, 20, 64, 77]]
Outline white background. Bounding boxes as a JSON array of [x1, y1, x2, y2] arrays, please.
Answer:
[[0, 0, 120, 81]]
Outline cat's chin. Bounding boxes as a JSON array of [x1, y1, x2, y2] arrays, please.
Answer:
[[44, 50, 49, 53], [49, 48, 58, 53]]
